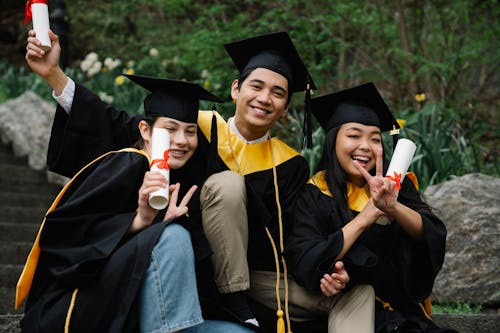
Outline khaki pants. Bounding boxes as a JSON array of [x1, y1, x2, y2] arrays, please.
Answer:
[[201, 171, 375, 332], [247, 271, 375, 333], [200, 171, 250, 292]]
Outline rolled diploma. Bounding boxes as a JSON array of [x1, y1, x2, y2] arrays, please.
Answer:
[[148, 128, 170, 210], [386, 138, 417, 184], [376, 138, 416, 225], [32, 3, 51, 51]]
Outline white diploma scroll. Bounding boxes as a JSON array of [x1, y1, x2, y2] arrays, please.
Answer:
[[376, 138, 417, 225], [148, 128, 170, 210], [386, 138, 417, 185], [31, 3, 51, 51]]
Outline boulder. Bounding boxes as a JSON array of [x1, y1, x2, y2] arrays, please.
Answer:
[[424, 173, 500, 307]]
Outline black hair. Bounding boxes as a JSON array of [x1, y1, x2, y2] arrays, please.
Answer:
[[132, 116, 156, 149], [237, 68, 293, 106], [316, 126, 432, 225]]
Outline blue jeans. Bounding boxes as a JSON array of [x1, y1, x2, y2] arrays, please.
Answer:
[[139, 223, 203, 332]]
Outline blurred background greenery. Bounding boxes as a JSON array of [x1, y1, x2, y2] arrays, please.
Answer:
[[1, 0, 498, 189]]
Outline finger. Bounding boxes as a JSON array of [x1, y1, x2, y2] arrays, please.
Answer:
[[179, 185, 198, 207], [320, 283, 332, 297], [353, 159, 372, 182], [168, 183, 181, 206], [376, 148, 384, 176]]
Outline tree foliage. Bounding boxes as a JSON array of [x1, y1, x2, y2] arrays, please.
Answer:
[[1, 0, 498, 186]]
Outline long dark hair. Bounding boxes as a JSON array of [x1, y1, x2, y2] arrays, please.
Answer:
[[316, 126, 432, 225]]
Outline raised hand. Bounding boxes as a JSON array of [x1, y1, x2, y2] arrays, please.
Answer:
[[25, 29, 68, 95], [353, 148, 397, 213], [26, 29, 60, 77], [162, 183, 198, 222]]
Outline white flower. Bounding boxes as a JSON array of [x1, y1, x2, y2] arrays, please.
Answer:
[[149, 48, 159, 57], [200, 69, 210, 79], [87, 61, 102, 77], [104, 57, 113, 67], [98, 91, 114, 104], [85, 52, 98, 63], [80, 59, 92, 72], [126, 60, 136, 68]]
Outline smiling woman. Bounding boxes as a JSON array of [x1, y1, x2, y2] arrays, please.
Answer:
[[285, 82, 456, 332]]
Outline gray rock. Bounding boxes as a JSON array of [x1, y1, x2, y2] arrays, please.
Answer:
[[424, 173, 500, 306], [0, 92, 54, 171]]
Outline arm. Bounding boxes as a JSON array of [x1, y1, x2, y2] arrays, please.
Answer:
[[26, 29, 68, 95], [26, 30, 143, 177]]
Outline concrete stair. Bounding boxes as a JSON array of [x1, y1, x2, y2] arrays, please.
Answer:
[[0, 143, 61, 316]]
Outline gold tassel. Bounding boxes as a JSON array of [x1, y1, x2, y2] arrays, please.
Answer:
[[277, 309, 285, 333]]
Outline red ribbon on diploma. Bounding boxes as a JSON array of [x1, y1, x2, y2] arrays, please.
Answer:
[[151, 150, 170, 170], [387, 171, 402, 191], [24, 0, 49, 25]]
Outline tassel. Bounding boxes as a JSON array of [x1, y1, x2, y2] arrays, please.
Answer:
[[277, 310, 285, 333], [302, 81, 313, 149]]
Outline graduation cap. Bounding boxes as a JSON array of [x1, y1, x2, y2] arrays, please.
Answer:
[[224, 31, 317, 148], [311, 82, 400, 135], [123, 74, 224, 123]]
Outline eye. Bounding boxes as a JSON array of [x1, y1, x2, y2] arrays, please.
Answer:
[[273, 91, 285, 98]]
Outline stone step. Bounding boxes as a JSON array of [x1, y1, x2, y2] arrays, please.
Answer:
[[0, 223, 39, 243], [0, 164, 47, 184], [0, 288, 23, 316], [0, 265, 23, 289], [0, 206, 46, 224], [0, 313, 499, 333], [0, 180, 61, 195], [0, 242, 31, 265], [0, 145, 28, 167], [0, 192, 56, 209]]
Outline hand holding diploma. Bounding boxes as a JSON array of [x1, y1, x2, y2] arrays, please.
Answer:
[[24, 0, 51, 51], [149, 128, 171, 210]]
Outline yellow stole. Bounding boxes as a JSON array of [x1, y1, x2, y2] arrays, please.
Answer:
[[197, 111, 300, 175]]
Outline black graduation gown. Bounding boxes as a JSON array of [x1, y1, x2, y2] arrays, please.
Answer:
[[20, 150, 192, 333], [285, 174, 455, 332], [46, 83, 319, 332]]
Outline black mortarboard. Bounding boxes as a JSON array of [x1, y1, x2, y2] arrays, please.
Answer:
[[224, 31, 316, 148], [224, 31, 316, 93], [123, 74, 224, 123], [312, 82, 400, 134]]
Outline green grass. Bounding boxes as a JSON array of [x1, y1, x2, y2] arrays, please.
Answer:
[[432, 302, 483, 314]]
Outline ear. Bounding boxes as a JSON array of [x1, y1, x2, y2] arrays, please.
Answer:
[[230, 79, 239, 100], [281, 105, 289, 118], [139, 120, 152, 143]]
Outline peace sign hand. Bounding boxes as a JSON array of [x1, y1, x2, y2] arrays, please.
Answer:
[[162, 183, 198, 222], [353, 148, 398, 213]]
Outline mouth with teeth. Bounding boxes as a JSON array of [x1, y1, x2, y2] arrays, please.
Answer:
[[352, 155, 371, 167], [169, 149, 187, 158], [251, 105, 271, 116]]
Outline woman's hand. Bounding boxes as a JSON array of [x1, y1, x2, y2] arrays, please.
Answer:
[[129, 171, 168, 233], [162, 183, 198, 222], [320, 261, 350, 297], [354, 148, 398, 213]]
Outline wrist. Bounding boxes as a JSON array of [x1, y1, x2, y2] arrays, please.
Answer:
[[44, 66, 68, 95]]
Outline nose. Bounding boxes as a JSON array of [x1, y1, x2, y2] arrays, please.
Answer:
[[359, 138, 371, 151], [256, 89, 272, 105], [170, 130, 187, 146]]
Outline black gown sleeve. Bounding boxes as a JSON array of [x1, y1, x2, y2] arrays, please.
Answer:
[[39, 152, 149, 286], [47, 83, 143, 177], [285, 185, 346, 292]]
